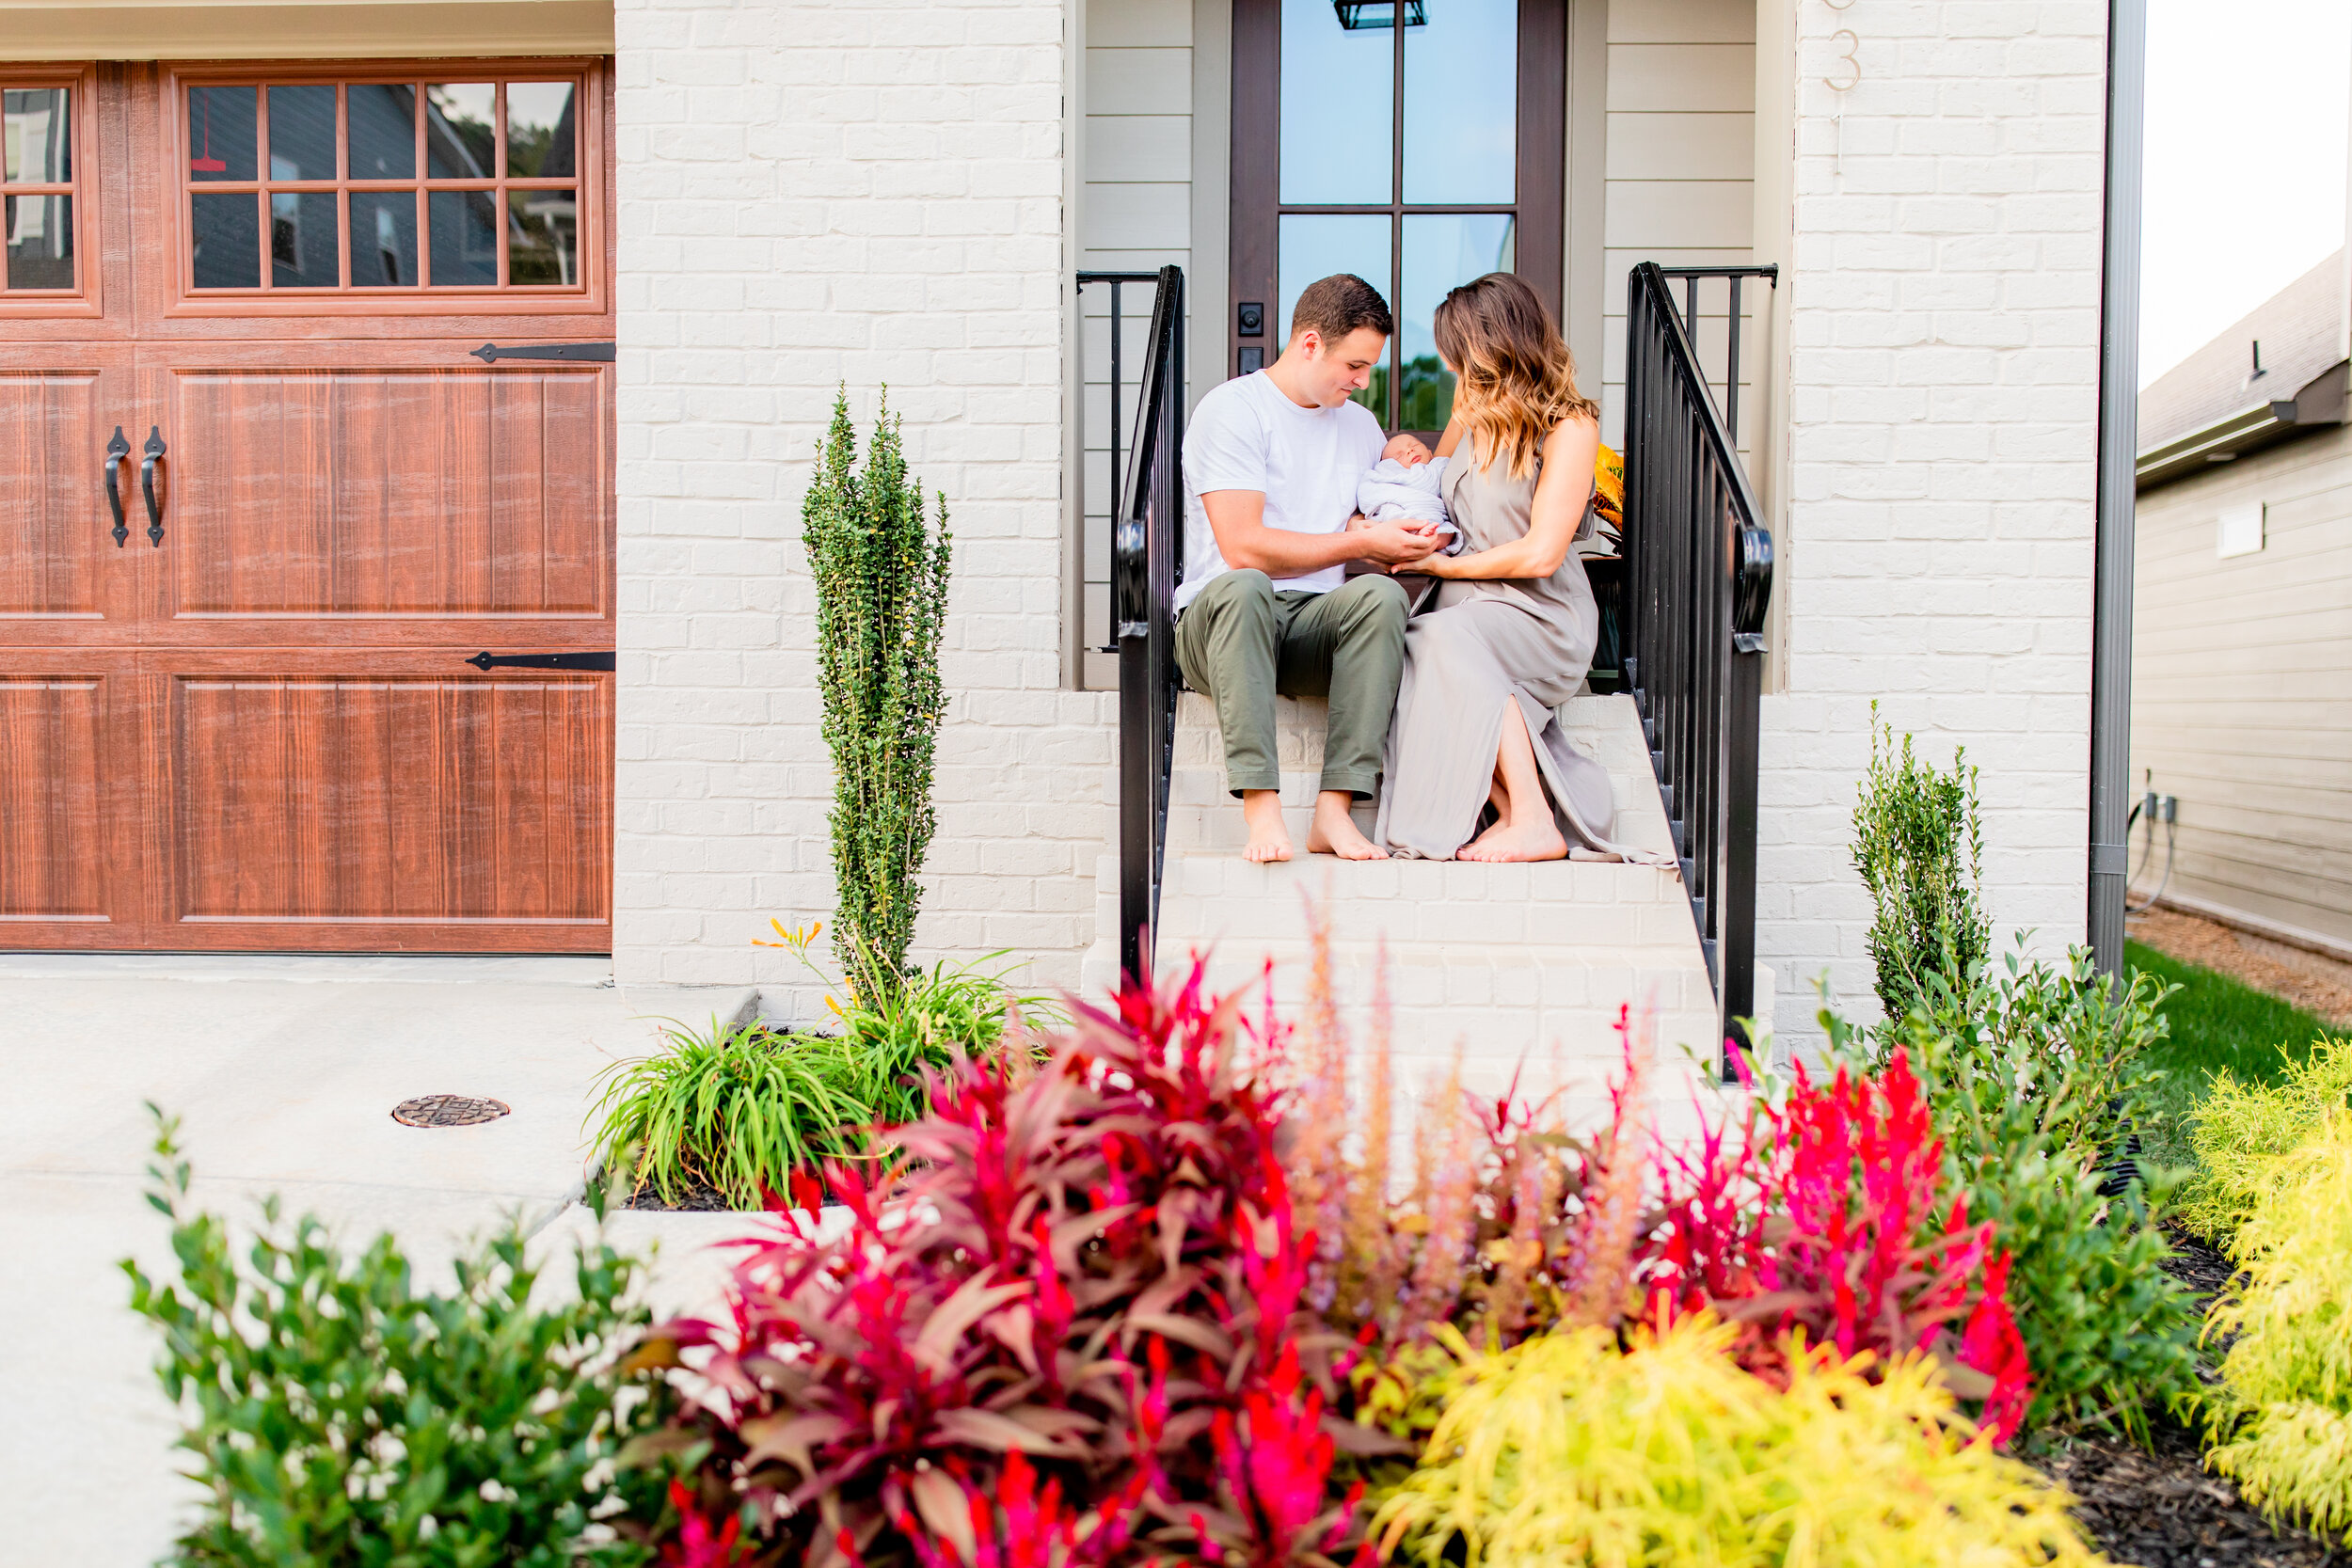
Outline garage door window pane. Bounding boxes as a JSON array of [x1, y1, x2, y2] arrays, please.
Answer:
[[4, 87, 71, 182], [271, 191, 340, 287], [189, 86, 257, 181], [267, 84, 338, 182], [429, 189, 498, 285], [349, 191, 418, 286], [192, 192, 261, 287]]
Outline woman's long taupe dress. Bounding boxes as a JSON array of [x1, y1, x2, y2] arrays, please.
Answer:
[[1373, 446, 1662, 863]]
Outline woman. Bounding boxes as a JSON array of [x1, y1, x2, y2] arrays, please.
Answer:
[[1373, 272, 1659, 864]]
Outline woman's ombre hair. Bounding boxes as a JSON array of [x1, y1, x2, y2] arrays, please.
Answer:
[[1433, 272, 1597, 479]]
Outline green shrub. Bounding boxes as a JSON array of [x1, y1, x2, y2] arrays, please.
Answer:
[[1851, 708, 1992, 1023], [122, 1108, 669, 1567], [2179, 1034, 2352, 1244], [1856, 946, 2203, 1434], [1369, 1315, 2104, 1568], [803, 387, 953, 989], [2203, 1115, 2352, 1538]]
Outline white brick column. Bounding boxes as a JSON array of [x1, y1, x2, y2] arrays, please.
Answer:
[[612, 0, 1108, 1015], [1762, 2, 2106, 1040]]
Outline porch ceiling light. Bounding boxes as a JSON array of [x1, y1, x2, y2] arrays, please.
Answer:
[[1333, 0, 1426, 30]]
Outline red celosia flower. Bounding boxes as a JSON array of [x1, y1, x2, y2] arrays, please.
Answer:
[[659, 1481, 745, 1567]]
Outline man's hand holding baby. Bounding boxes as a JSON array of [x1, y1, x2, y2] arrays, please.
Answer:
[[1349, 515, 1444, 565]]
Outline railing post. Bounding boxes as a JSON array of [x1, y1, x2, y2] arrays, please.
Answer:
[[1097, 263, 1184, 986], [1624, 262, 1776, 1072], [1724, 631, 1761, 1054]]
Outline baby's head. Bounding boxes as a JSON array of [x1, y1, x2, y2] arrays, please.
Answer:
[[1381, 432, 1433, 468]]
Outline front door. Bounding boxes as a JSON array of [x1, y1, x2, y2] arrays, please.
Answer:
[[1228, 0, 1564, 433], [0, 60, 615, 951]]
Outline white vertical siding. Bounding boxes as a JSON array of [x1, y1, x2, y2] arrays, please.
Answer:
[[1598, 0, 1756, 452], [2132, 432, 2352, 950], [1079, 0, 1196, 687]]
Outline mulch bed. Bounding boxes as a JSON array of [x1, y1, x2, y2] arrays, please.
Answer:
[[2028, 1226, 2346, 1567], [619, 1172, 750, 1212]]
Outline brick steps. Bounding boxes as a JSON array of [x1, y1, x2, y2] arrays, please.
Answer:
[[1080, 691, 1758, 1121]]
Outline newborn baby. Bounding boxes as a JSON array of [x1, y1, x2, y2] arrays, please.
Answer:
[[1355, 432, 1456, 545]]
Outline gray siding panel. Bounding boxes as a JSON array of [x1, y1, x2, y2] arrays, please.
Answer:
[[2131, 424, 2352, 945]]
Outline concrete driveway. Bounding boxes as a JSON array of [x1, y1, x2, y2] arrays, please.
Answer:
[[0, 954, 760, 1568]]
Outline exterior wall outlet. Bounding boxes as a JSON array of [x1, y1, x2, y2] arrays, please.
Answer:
[[2217, 501, 2265, 559]]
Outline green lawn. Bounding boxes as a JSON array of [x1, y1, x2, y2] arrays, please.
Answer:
[[2126, 938, 2335, 1164]]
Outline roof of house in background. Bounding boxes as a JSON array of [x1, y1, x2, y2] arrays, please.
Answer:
[[2140, 249, 2345, 453]]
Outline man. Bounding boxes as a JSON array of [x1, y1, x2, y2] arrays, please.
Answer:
[[1177, 273, 1440, 863]]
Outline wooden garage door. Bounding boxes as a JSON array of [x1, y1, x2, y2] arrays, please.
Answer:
[[0, 61, 615, 950]]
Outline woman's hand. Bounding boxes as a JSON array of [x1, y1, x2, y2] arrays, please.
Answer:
[[1435, 416, 1600, 581]]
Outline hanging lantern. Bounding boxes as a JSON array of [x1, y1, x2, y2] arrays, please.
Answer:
[[1333, 0, 1426, 29]]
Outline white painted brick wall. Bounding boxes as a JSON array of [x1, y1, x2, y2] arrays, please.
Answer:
[[613, 0, 1111, 1016], [1761, 0, 2106, 1043]]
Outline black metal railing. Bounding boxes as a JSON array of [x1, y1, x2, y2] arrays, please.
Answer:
[[1079, 265, 1185, 982], [1623, 261, 1777, 1055]]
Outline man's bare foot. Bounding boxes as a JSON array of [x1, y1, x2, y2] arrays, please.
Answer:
[[1457, 817, 1567, 863], [1305, 791, 1388, 860], [1240, 789, 1294, 863]]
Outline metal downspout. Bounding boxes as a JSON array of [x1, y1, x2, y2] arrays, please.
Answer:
[[2090, 0, 2148, 974]]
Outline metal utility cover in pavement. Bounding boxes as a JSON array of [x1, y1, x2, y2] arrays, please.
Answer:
[[391, 1095, 512, 1128]]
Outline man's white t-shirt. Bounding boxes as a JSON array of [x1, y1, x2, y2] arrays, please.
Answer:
[[1177, 371, 1387, 612]]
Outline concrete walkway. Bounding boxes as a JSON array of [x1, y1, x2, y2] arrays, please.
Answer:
[[0, 955, 768, 1568]]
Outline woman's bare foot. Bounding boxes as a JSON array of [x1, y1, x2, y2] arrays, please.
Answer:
[[1457, 817, 1567, 862], [1305, 791, 1388, 860], [1240, 789, 1294, 863]]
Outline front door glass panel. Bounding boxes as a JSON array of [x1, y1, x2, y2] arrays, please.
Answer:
[[1258, 0, 1538, 429], [1401, 0, 1516, 202], [1278, 213, 1391, 417], [1400, 213, 1515, 428], [1278, 0, 1392, 204]]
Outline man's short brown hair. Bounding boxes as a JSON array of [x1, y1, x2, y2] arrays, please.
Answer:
[[1289, 273, 1393, 347]]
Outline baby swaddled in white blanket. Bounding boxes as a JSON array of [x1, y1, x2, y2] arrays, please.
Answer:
[[1355, 432, 1456, 538]]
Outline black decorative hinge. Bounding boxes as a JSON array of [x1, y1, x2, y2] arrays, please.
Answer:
[[469, 341, 616, 364], [464, 651, 617, 672]]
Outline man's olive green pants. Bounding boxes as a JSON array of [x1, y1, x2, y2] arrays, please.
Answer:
[[1172, 569, 1410, 800]]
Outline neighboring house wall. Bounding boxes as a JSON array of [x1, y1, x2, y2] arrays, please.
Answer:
[[1599, 0, 1756, 452], [2133, 431, 2352, 952], [1764, 1, 2105, 1038], [612, 0, 1109, 1012]]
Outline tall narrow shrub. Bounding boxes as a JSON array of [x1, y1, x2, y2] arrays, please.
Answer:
[[803, 388, 953, 988], [1851, 706, 1991, 1022]]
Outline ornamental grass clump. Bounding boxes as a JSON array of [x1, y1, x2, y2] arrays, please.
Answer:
[[1851, 707, 1992, 1024], [803, 387, 952, 990], [591, 926, 1047, 1208], [2203, 1115, 2352, 1539], [1369, 1315, 2104, 1568], [631, 960, 1392, 1568]]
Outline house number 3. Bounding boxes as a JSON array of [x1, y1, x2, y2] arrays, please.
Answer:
[[1820, 0, 1861, 93]]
